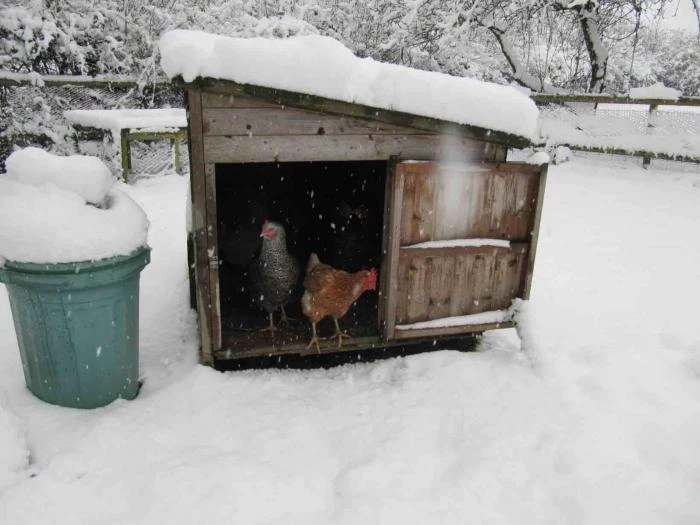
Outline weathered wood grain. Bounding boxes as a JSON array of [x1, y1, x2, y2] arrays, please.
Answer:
[[205, 163, 222, 352], [188, 78, 533, 149], [186, 87, 214, 365], [378, 158, 397, 335], [521, 164, 548, 299], [201, 91, 279, 109], [203, 134, 485, 164], [393, 244, 528, 324], [383, 161, 405, 341], [396, 162, 541, 244], [202, 107, 423, 136]]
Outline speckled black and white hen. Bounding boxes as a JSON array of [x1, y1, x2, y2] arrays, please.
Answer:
[[247, 220, 300, 333]]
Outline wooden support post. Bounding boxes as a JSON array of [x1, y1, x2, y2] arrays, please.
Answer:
[[119, 128, 131, 182], [173, 136, 182, 175], [643, 103, 658, 169]]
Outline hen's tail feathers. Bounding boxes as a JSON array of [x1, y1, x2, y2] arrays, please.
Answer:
[[306, 252, 321, 273]]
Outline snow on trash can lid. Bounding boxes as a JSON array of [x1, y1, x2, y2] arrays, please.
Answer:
[[0, 149, 148, 264], [5, 147, 114, 206]]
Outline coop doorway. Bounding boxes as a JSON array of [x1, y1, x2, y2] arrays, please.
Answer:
[[215, 161, 387, 357]]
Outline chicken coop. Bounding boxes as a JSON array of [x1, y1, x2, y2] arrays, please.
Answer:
[[181, 78, 547, 366]]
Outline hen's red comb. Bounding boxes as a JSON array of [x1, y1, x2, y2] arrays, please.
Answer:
[[367, 268, 378, 289]]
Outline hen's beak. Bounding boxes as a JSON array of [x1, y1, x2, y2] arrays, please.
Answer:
[[260, 222, 274, 240]]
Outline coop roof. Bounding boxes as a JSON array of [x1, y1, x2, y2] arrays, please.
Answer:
[[159, 30, 539, 146]]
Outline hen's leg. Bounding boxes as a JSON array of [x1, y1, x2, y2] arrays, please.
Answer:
[[332, 318, 351, 348], [258, 312, 276, 334], [279, 305, 295, 326], [306, 322, 322, 353]]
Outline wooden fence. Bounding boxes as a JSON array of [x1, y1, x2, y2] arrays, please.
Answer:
[[531, 93, 700, 166]]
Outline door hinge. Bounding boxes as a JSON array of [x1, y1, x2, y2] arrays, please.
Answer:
[[208, 255, 221, 270]]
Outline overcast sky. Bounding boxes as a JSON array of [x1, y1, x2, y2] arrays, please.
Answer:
[[660, 0, 699, 34]]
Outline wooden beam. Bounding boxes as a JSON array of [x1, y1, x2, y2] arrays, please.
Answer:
[[205, 162, 222, 354], [521, 164, 548, 299], [384, 164, 405, 341], [531, 93, 700, 106], [378, 158, 397, 335], [568, 145, 700, 164], [186, 87, 214, 365], [119, 129, 130, 182], [203, 134, 485, 164], [0, 72, 167, 88]]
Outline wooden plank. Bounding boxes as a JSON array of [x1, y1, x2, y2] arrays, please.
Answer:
[[205, 163, 222, 353], [377, 158, 397, 334], [0, 72, 170, 88], [383, 164, 405, 340], [396, 162, 541, 243], [392, 321, 515, 340], [530, 93, 700, 106], [202, 107, 424, 136], [186, 87, 214, 365], [521, 164, 548, 299], [213, 332, 479, 361], [120, 129, 130, 182], [186, 78, 533, 149], [201, 91, 280, 109], [394, 245, 527, 325], [126, 129, 187, 141], [568, 144, 700, 164], [399, 163, 436, 245], [203, 134, 485, 164], [484, 143, 507, 162]]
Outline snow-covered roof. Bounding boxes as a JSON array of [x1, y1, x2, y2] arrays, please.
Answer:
[[158, 30, 539, 142], [64, 109, 187, 133]]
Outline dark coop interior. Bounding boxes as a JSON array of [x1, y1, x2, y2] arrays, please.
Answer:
[[216, 161, 387, 355]]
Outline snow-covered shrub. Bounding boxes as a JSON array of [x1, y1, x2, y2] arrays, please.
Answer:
[[655, 46, 700, 97]]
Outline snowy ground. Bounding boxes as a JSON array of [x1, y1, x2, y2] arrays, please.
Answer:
[[1, 155, 700, 524]]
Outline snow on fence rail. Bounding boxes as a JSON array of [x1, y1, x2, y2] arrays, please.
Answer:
[[531, 93, 700, 166], [1, 73, 699, 172]]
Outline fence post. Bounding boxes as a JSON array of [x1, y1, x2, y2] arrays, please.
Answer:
[[120, 128, 131, 182], [173, 132, 183, 175], [643, 103, 658, 169]]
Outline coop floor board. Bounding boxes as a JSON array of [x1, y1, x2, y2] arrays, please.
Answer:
[[213, 332, 479, 367]]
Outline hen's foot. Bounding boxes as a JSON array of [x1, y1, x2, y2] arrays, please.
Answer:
[[306, 336, 322, 353], [258, 313, 277, 335], [331, 331, 352, 349], [332, 319, 352, 348]]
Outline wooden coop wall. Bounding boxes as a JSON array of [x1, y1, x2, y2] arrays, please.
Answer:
[[185, 83, 536, 363]]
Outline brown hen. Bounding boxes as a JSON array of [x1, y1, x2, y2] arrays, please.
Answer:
[[301, 253, 377, 352]]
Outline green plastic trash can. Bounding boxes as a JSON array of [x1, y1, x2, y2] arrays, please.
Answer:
[[0, 246, 150, 409]]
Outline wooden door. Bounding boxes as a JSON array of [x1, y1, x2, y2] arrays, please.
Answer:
[[380, 160, 547, 340]]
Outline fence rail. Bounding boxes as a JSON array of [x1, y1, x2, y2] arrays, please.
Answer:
[[530, 92, 700, 166], [531, 93, 700, 107], [0, 72, 170, 88]]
